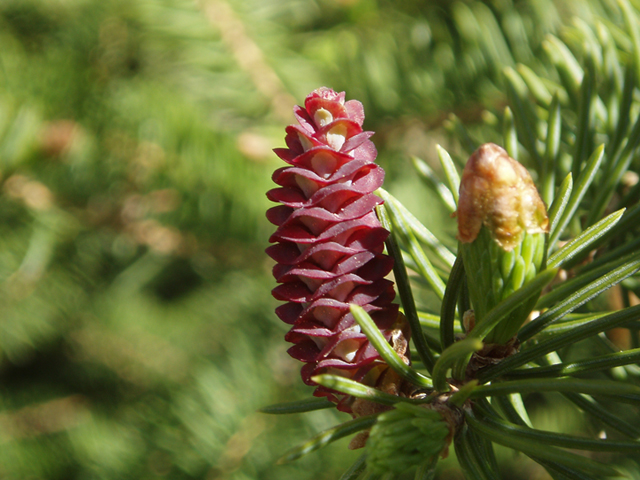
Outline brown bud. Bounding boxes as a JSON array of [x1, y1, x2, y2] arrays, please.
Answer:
[[457, 143, 549, 251]]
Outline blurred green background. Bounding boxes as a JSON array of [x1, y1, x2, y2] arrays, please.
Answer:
[[0, 0, 627, 479]]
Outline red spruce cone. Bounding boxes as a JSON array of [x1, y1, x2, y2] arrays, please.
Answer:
[[266, 87, 409, 413]]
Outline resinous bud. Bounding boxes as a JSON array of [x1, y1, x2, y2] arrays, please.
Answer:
[[457, 143, 549, 345]]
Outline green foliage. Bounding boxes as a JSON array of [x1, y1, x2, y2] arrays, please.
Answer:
[[262, 1, 640, 479]]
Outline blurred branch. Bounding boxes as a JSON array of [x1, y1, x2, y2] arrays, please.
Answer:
[[198, 0, 296, 121], [0, 396, 90, 443]]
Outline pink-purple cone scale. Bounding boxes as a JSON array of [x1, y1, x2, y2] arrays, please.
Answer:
[[267, 88, 402, 412]]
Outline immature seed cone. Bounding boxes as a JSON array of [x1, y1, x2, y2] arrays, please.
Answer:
[[365, 403, 451, 475], [266, 88, 409, 413], [457, 143, 549, 344]]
